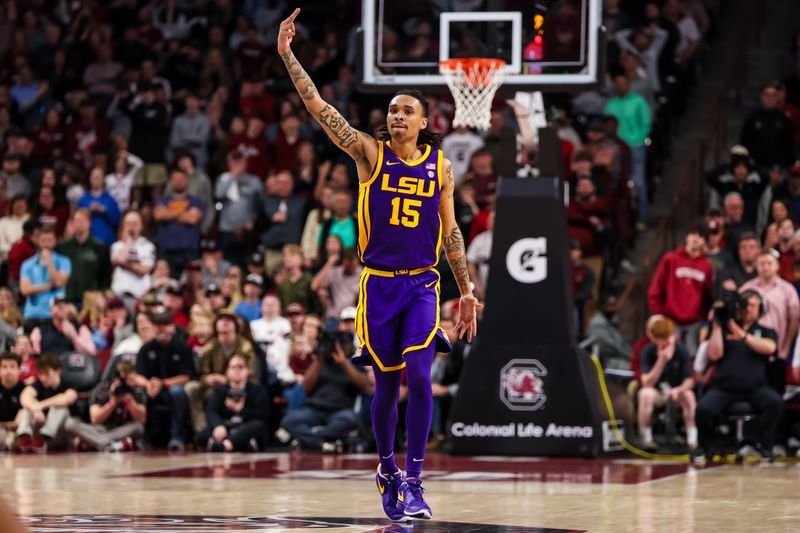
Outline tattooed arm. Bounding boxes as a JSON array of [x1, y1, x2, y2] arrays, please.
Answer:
[[440, 158, 483, 341], [277, 8, 377, 180]]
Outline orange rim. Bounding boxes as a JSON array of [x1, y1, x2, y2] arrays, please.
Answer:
[[439, 58, 505, 87]]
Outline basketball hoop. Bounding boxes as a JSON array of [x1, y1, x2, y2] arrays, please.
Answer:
[[439, 58, 506, 131]]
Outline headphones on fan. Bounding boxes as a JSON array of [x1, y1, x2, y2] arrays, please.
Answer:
[[739, 289, 766, 317]]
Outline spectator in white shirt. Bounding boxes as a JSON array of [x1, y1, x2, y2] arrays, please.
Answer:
[[0, 195, 29, 263], [441, 125, 485, 182], [250, 294, 292, 349], [250, 294, 292, 380], [110, 210, 156, 301], [106, 150, 143, 211]]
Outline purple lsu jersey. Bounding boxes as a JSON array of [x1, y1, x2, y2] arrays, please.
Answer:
[[352, 140, 451, 372], [357, 141, 443, 271]]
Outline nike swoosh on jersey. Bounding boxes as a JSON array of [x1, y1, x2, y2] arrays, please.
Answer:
[[424, 281, 436, 288], [386, 160, 401, 165]]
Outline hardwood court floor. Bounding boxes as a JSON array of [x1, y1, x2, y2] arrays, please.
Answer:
[[1, 452, 799, 532]]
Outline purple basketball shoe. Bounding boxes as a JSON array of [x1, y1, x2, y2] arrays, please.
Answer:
[[398, 477, 432, 519], [375, 465, 409, 521]]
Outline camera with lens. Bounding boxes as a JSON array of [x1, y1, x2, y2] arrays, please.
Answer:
[[113, 383, 133, 396], [714, 290, 744, 330], [227, 389, 246, 402], [114, 361, 135, 396], [316, 330, 355, 360]]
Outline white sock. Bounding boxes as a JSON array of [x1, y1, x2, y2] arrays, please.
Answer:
[[641, 426, 653, 442], [686, 426, 698, 447]]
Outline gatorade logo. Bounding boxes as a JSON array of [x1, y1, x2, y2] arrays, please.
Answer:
[[506, 238, 547, 283]]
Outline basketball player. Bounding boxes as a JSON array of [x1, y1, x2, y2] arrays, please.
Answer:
[[279, 8, 482, 521]]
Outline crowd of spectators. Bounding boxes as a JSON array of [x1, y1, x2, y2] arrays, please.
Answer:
[[0, 0, 721, 454], [624, 66, 800, 459]]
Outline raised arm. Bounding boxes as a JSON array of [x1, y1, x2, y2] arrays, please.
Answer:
[[439, 157, 483, 342], [278, 8, 378, 179]]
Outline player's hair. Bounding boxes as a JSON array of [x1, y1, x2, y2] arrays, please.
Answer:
[[377, 89, 442, 148]]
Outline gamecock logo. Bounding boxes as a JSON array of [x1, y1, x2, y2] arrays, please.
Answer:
[[500, 359, 547, 411]]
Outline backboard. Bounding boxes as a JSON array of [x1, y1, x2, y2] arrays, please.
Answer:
[[359, 0, 604, 93]]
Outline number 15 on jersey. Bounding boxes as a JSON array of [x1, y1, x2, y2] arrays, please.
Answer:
[[389, 197, 422, 228]]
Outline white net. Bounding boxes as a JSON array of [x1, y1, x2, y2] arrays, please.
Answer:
[[440, 59, 506, 131]]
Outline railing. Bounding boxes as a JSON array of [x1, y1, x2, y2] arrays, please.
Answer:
[[618, 0, 765, 339]]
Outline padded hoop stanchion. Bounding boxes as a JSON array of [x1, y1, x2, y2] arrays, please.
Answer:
[[439, 58, 505, 130]]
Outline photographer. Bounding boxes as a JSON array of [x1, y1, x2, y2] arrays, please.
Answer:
[[199, 355, 269, 452], [695, 290, 783, 460], [280, 328, 369, 451], [65, 361, 145, 452]]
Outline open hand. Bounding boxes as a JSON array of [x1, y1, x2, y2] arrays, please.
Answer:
[[455, 294, 483, 342], [147, 378, 163, 398], [331, 342, 347, 364], [224, 397, 245, 413], [277, 8, 301, 55]]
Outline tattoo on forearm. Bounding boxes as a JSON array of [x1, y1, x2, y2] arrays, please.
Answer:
[[443, 226, 470, 294], [280, 49, 318, 101], [318, 104, 359, 148], [445, 163, 454, 198]]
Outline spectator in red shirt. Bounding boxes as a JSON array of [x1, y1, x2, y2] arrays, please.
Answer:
[[568, 176, 609, 304], [776, 81, 800, 146], [15, 335, 37, 385], [33, 186, 69, 238], [64, 101, 110, 170], [270, 113, 306, 173], [647, 224, 713, 356], [7, 219, 40, 297], [30, 108, 64, 166], [235, 27, 268, 81], [462, 149, 497, 209], [164, 282, 190, 330], [239, 78, 276, 124], [567, 175, 610, 258], [229, 114, 271, 179], [776, 218, 796, 281]]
